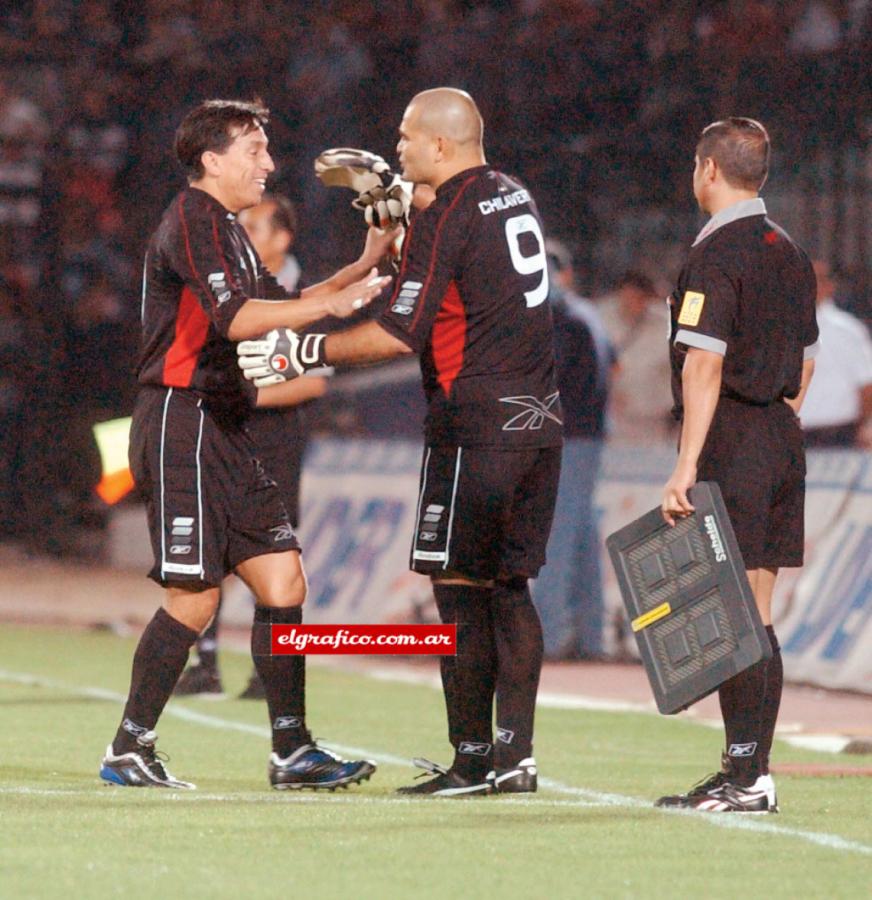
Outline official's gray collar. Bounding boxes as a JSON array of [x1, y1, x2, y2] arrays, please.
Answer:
[[693, 197, 767, 246]]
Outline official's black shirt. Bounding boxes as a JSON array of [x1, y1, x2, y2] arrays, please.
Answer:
[[137, 187, 295, 421], [669, 199, 818, 416], [378, 166, 562, 448]]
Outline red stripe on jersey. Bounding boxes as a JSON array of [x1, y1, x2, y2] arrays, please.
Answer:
[[162, 285, 211, 386], [432, 280, 466, 397], [409, 175, 478, 335], [212, 213, 240, 294], [178, 193, 217, 313]]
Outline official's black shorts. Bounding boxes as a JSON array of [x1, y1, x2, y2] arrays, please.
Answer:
[[410, 445, 561, 581], [130, 387, 300, 589], [697, 396, 805, 569]]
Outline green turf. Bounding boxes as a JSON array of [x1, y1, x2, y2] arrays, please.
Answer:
[[1, 625, 869, 899]]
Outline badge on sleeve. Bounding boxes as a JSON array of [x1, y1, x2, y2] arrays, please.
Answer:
[[678, 291, 705, 326]]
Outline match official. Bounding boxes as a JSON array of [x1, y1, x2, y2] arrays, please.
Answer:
[[239, 88, 562, 796], [658, 118, 818, 813]]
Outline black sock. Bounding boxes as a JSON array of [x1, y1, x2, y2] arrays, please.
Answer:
[[196, 593, 222, 669], [491, 578, 543, 769], [759, 626, 783, 774], [718, 630, 776, 784], [113, 607, 199, 753], [251, 605, 310, 758], [433, 583, 496, 780]]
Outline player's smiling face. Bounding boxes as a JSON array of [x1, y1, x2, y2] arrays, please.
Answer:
[[397, 105, 438, 186], [211, 125, 274, 213]]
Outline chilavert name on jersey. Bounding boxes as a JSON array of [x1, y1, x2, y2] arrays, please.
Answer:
[[478, 189, 530, 216]]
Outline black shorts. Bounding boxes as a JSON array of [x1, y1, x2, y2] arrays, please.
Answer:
[[410, 445, 561, 581], [246, 407, 306, 527], [697, 396, 805, 569], [130, 387, 300, 589]]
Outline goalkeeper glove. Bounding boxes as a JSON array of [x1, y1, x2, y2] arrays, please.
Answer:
[[237, 329, 327, 388], [314, 147, 411, 229]]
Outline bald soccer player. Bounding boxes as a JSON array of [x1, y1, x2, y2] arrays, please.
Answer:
[[238, 88, 563, 797]]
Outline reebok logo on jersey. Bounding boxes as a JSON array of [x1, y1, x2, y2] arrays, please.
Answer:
[[728, 742, 757, 758], [500, 392, 562, 431], [170, 545, 192, 555], [678, 290, 705, 326], [458, 742, 492, 756], [392, 280, 422, 315], [208, 272, 231, 305]]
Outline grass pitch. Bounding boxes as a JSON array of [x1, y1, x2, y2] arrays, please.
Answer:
[[1, 625, 870, 899]]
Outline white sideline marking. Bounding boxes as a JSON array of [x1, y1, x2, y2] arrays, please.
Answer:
[[1, 668, 870, 857], [356, 663, 855, 753]]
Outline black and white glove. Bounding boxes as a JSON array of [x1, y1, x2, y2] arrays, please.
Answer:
[[237, 329, 327, 388], [314, 147, 411, 229], [353, 174, 412, 229]]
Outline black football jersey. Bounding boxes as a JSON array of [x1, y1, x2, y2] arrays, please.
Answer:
[[137, 187, 293, 418], [670, 201, 819, 415], [378, 166, 562, 448]]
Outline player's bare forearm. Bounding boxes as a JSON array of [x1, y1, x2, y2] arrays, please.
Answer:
[[229, 296, 333, 340], [784, 358, 815, 414], [256, 373, 328, 408], [227, 272, 390, 341], [662, 347, 723, 525], [325, 320, 413, 366]]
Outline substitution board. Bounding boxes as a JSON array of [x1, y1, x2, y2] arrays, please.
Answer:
[[606, 482, 771, 714]]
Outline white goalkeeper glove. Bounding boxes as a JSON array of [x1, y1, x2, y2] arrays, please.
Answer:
[[314, 147, 411, 229], [237, 329, 327, 388]]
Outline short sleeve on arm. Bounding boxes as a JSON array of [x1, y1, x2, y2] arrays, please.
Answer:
[[377, 204, 461, 354], [166, 195, 252, 337], [673, 259, 738, 357]]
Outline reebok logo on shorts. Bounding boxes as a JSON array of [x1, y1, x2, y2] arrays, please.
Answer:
[[170, 516, 194, 555], [728, 742, 757, 758], [458, 742, 492, 756]]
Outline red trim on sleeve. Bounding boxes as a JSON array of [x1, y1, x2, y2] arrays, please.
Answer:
[[408, 175, 478, 334], [178, 193, 217, 314], [432, 280, 466, 397], [162, 286, 211, 386]]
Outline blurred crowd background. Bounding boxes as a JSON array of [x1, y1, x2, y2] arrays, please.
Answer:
[[1, 0, 870, 560]]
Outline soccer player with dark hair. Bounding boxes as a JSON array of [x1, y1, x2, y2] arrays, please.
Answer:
[[239, 88, 562, 796], [658, 117, 818, 812], [99, 99, 392, 790]]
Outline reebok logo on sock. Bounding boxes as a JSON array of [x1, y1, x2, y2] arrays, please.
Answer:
[[728, 742, 758, 757]]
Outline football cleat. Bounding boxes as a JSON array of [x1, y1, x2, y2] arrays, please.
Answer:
[[655, 754, 734, 808], [173, 663, 225, 698], [657, 770, 778, 814], [487, 757, 538, 794], [396, 758, 492, 797], [100, 732, 195, 789], [237, 671, 266, 700], [269, 744, 376, 791]]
